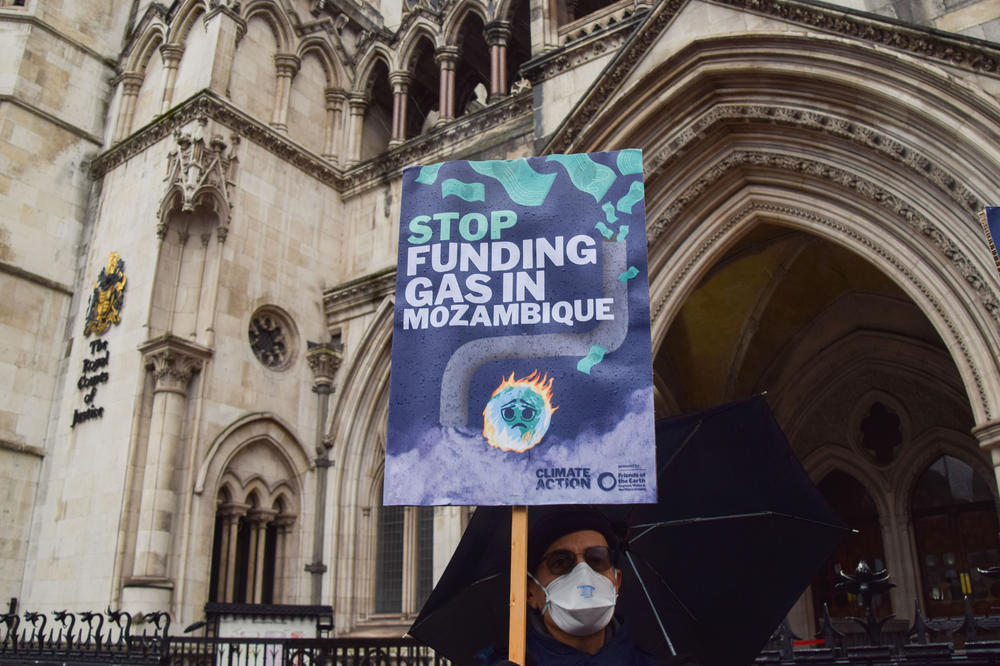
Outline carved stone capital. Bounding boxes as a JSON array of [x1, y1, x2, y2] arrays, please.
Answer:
[[306, 342, 343, 388], [435, 45, 460, 66], [247, 508, 278, 526], [389, 70, 411, 93], [273, 54, 301, 78], [139, 335, 213, 396], [159, 44, 185, 66], [273, 514, 297, 529], [305, 562, 328, 574], [119, 72, 145, 96], [218, 502, 250, 519], [484, 21, 512, 47], [324, 87, 348, 108], [348, 94, 369, 114]]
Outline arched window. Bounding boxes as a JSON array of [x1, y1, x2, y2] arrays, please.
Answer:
[[374, 486, 435, 615], [810, 470, 891, 620], [206, 440, 300, 605], [912, 455, 1000, 616]]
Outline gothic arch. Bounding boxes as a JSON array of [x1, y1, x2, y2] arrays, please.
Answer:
[[353, 46, 394, 95], [771, 317, 968, 440], [442, 1, 490, 46], [124, 24, 166, 74], [398, 19, 443, 70], [801, 448, 893, 526], [196, 412, 311, 496], [328, 297, 394, 632], [890, 427, 997, 522], [296, 36, 344, 87], [241, 0, 293, 51], [558, 34, 1000, 424], [167, 0, 207, 46], [494, 0, 521, 22]]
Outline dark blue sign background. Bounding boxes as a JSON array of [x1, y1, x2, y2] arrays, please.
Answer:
[[385, 151, 656, 505]]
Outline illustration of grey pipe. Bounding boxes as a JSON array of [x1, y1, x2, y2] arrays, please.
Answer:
[[440, 239, 629, 427]]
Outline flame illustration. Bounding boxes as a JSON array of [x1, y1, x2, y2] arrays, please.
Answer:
[[482, 370, 558, 452]]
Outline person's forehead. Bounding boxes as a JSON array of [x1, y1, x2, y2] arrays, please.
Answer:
[[543, 529, 608, 555]]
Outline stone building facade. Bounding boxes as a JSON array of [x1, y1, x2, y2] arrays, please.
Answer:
[[6, 0, 1000, 639]]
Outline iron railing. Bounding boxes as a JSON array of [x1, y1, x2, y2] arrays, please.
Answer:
[[9, 559, 1000, 666]]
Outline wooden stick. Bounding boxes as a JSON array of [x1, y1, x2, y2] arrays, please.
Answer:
[[509, 505, 528, 665]]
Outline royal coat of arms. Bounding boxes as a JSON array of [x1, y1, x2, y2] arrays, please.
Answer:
[[84, 252, 127, 336]]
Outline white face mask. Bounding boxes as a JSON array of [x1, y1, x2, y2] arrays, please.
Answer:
[[530, 561, 618, 636]]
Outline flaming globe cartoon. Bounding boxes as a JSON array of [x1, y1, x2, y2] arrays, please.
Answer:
[[482, 370, 558, 452]]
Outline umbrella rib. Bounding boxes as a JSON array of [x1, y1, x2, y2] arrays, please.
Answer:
[[658, 421, 702, 477], [625, 550, 677, 657], [624, 423, 703, 528], [631, 511, 846, 532]]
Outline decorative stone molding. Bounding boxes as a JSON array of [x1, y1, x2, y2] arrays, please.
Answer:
[[645, 104, 980, 214], [650, 198, 990, 419], [306, 342, 344, 389], [322, 267, 396, 329], [248, 306, 297, 371], [973, 419, 1000, 450], [90, 89, 532, 199], [546, 0, 1000, 153], [158, 116, 239, 240], [648, 150, 1000, 329], [521, 11, 643, 84], [138, 335, 213, 396], [716, 0, 1000, 73]]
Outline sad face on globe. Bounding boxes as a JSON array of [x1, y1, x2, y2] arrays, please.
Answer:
[[482, 370, 557, 452]]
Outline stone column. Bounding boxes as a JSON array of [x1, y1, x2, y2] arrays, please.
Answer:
[[216, 503, 248, 602], [345, 95, 368, 166], [974, 419, 1000, 493], [272, 515, 296, 604], [159, 44, 185, 113], [124, 336, 211, 611], [485, 22, 512, 102], [247, 508, 276, 603], [305, 342, 342, 604], [435, 47, 459, 122], [205, 2, 246, 94], [132, 338, 210, 579], [530, 0, 560, 53], [389, 71, 411, 146], [323, 88, 347, 163], [271, 54, 301, 132], [113, 72, 144, 142]]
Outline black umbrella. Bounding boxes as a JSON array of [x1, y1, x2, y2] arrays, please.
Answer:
[[409, 397, 847, 666]]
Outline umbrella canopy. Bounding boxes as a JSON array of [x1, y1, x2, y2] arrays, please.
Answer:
[[409, 397, 847, 666]]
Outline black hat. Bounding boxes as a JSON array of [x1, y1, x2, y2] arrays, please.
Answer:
[[527, 507, 620, 574]]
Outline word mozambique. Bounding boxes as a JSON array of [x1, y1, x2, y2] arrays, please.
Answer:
[[403, 298, 614, 330]]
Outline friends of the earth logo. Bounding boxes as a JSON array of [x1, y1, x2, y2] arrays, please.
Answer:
[[482, 370, 557, 452]]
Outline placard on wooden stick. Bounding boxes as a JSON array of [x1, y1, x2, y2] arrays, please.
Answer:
[[509, 506, 528, 664]]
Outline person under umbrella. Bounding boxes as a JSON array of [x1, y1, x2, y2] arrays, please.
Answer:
[[479, 508, 699, 666], [411, 397, 846, 666]]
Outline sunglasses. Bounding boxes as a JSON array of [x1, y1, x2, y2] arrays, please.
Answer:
[[541, 545, 614, 576]]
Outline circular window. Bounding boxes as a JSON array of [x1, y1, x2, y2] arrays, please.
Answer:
[[248, 306, 296, 370]]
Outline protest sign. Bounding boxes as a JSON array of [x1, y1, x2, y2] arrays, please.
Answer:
[[385, 150, 656, 505], [981, 207, 1000, 276]]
